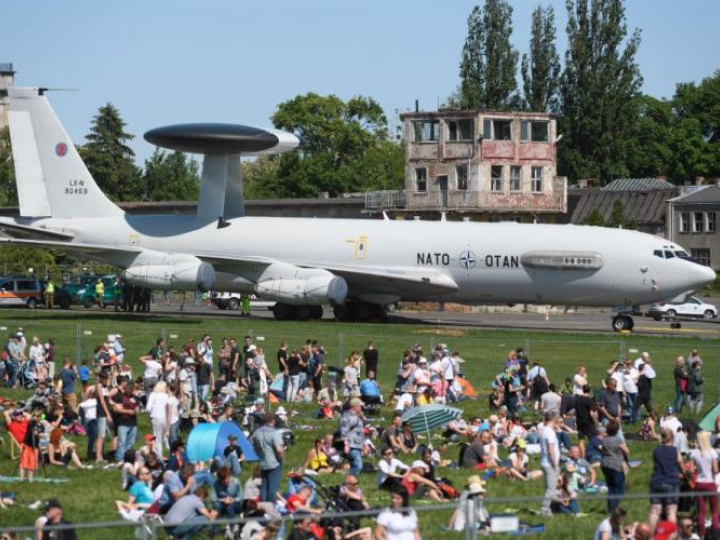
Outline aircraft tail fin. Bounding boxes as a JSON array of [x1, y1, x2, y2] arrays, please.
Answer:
[[7, 87, 123, 219]]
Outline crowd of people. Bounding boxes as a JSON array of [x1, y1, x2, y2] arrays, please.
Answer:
[[0, 327, 718, 539]]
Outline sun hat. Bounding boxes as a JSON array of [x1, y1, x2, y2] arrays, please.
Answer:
[[411, 460, 429, 470], [184, 358, 195, 365], [468, 482, 486, 495], [349, 397, 363, 407]]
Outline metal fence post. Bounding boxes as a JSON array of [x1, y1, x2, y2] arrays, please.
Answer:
[[338, 332, 344, 364], [430, 336, 435, 351], [525, 337, 530, 359], [162, 327, 167, 344], [75, 323, 82, 365], [620, 338, 625, 361]]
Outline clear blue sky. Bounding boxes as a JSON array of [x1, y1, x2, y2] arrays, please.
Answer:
[[3, 0, 719, 164]]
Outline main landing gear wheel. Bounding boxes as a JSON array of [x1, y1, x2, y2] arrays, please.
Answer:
[[272, 303, 297, 321], [612, 314, 634, 332]]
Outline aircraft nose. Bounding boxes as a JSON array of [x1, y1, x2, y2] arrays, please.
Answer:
[[690, 263, 717, 290]]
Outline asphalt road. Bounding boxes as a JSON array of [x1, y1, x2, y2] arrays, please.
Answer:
[[38, 299, 720, 339]]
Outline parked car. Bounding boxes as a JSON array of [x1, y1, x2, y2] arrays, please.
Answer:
[[0, 277, 72, 309], [74, 275, 122, 308], [647, 296, 718, 320], [210, 291, 275, 311]]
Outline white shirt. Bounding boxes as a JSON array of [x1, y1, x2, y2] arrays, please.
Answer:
[[376, 509, 418, 540], [691, 448, 718, 483], [539, 425, 559, 468], [395, 393, 414, 412], [143, 359, 162, 380], [377, 458, 409, 486], [79, 397, 97, 421], [660, 416, 682, 434], [594, 518, 612, 540], [573, 374, 586, 395], [527, 366, 546, 381], [146, 391, 170, 423], [611, 371, 625, 393], [29, 345, 46, 364], [634, 358, 657, 379], [441, 357, 454, 380], [622, 367, 638, 393], [168, 395, 180, 424]]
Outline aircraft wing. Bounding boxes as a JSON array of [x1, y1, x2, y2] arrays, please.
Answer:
[[0, 237, 142, 257], [198, 254, 458, 296], [0, 221, 75, 241]]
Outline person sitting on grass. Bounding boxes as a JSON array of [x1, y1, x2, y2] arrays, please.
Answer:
[[46, 427, 88, 470], [400, 460, 445, 502], [304, 436, 334, 474], [505, 439, 542, 481], [116, 466, 156, 520], [212, 466, 243, 520], [284, 485, 321, 514], [550, 469, 578, 515], [164, 486, 218, 539], [377, 447, 410, 490]]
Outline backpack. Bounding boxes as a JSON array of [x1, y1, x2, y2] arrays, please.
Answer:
[[533, 375, 549, 396]]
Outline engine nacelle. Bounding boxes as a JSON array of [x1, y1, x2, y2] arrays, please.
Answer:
[[124, 260, 215, 292], [254, 274, 347, 306]]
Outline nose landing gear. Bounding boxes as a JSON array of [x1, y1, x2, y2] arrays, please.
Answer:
[[612, 313, 635, 332]]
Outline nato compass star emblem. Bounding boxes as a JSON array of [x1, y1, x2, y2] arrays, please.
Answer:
[[458, 249, 477, 273]]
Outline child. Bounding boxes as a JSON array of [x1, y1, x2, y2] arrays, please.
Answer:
[[20, 412, 41, 483], [79, 361, 91, 392]]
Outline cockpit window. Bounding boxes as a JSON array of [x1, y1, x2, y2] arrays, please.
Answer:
[[654, 250, 663, 258], [664, 251, 675, 259], [674, 251, 689, 258]]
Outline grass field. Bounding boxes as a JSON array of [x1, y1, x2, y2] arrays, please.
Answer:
[[0, 309, 719, 539]]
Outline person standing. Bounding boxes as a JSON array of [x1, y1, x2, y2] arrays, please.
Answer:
[[146, 381, 171, 459], [277, 341, 289, 398], [286, 349, 302, 403], [599, 379, 622, 435], [251, 412, 285, 503], [648, 429, 682, 532], [94, 371, 113, 463], [95, 278, 105, 309], [113, 277, 122, 311], [575, 384, 598, 457], [195, 356, 214, 403], [59, 357, 78, 409], [113, 378, 139, 462], [690, 431, 719, 537], [539, 411, 560, 516], [44, 278, 54, 309], [363, 341, 379, 379], [600, 420, 630, 513], [687, 361, 704, 415], [673, 357, 688, 413], [622, 359, 639, 420], [340, 398, 366, 476]]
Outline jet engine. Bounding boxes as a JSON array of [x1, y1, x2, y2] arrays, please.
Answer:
[[124, 258, 215, 291], [254, 272, 348, 306]]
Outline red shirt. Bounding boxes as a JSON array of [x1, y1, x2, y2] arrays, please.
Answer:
[[286, 494, 308, 513], [7, 418, 29, 443]]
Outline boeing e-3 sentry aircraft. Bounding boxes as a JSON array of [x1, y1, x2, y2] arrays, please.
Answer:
[[0, 87, 715, 331]]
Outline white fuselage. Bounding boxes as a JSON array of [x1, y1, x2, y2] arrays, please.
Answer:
[[18, 214, 715, 308]]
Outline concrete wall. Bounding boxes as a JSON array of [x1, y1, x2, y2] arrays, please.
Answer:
[[669, 203, 720, 268]]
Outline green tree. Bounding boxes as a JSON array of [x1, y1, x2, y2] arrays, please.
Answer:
[[270, 93, 403, 197], [458, 6, 485, 109], [79, 103, 143, 201], [521, 5, 561, 112], [243, 156, 281, 199], [585, 208, 605, 226], [0, 245, 57, 276], [0, 127, 17, 207], [457, 0, 519, 110], [607, 199, 625, 228], [143, 149, 200, 202], [625, 95, 673, 178], [559, 0, 642, 184]]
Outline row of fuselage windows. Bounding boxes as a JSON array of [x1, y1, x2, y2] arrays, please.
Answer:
[[413, 118, 550, 143], [415, 165, 543, 192], [679, 212, 716, 234]]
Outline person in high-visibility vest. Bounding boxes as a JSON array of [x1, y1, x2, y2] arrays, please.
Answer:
[[242, 295, 251, 317], [45, 278, 55, 309], [95, 279, 105, 308], [113, 277, 122, 311]]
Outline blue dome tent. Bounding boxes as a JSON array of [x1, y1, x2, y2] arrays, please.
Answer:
[[186, 421, 259, 463]]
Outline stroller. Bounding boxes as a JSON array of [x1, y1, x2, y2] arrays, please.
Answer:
[[304, 475, 366, 539], [19, 359, 38, 389]]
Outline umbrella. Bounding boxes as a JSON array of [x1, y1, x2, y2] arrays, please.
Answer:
[[402, 404, 462, 446]]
